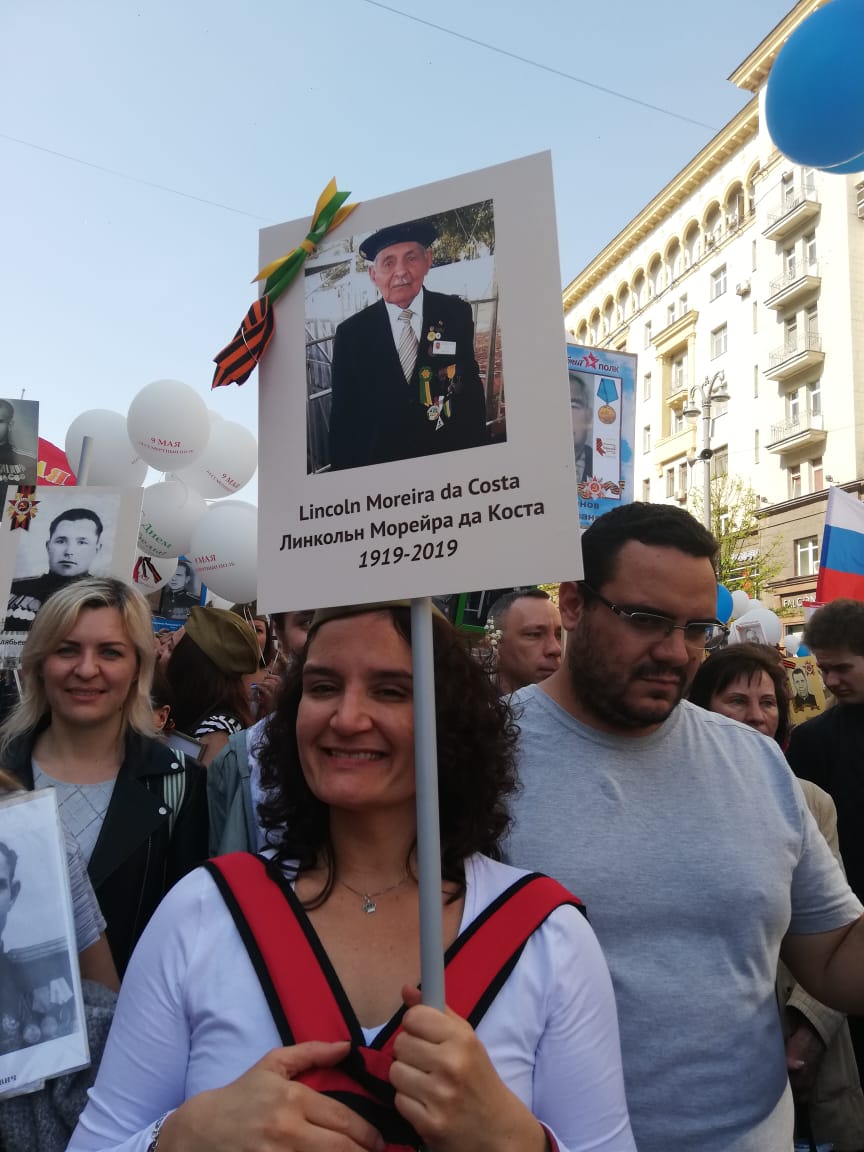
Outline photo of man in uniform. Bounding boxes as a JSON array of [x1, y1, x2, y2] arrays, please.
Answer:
[[327, 219, 491, 471], [790, 665, 819, 713], [5, 508, 103, 632], [569, 372, 594, 483], [0, 400, 37, 487]]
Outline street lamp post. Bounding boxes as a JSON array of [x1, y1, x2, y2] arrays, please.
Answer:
[[683, 371, 730, 533]]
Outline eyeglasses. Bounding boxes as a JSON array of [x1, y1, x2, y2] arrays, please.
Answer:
[[581, 584, 729, 651]]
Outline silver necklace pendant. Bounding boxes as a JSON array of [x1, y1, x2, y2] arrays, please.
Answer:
[[362, 894, 377, 914]]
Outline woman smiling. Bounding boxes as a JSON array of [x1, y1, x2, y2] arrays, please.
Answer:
[[0, 578, 208, 977]]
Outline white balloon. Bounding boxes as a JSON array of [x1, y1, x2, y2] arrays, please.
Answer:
[[729, 590, 751, 620], [748, 598, 767, 611], [65, 409, 148, 487], [733, 607, 782, 646], [783, 631, 803, 656], [138, 481, 206, 558], [131, 552, 178, 594], [188, 501, 257, 603], [127, 379, 210, 471], [174, 418, 258, 499]]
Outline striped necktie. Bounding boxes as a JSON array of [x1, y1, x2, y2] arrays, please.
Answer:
[[398, 309, 418, 382]]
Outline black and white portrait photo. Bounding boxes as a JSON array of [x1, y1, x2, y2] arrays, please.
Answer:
[[0, 399, 38, 488], [0, 486, 143, 660], [0, 791, 88, 1092]]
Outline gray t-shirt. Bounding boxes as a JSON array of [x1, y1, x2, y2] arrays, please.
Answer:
[[506, 687, 863, 1152]]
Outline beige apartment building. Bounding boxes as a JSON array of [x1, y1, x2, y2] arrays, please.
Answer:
[[562, 0, 864, 632]]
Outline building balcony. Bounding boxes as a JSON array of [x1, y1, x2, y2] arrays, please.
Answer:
[[764, 264, 821, 310], [654, 426, 696, 468], [762, 186, 821, 241], [764, 332, 824, 381], [766, 410, 826, 454], [666, 383, 689, 407]]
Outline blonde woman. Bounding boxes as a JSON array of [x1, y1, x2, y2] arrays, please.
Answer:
[[0, 578, 208, 977]]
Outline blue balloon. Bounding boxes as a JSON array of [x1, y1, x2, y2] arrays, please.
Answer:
[[716, 584, 733, 623], [766, 0, 864, 168], [821, 149, 864, 175], [796, 644, 811, 657]]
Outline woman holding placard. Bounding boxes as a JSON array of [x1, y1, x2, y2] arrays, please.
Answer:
[[0, 578, 208, 977], [68, 603, 635, 1152]]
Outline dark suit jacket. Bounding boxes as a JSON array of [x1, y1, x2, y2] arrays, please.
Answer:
[[10, 726, 208, 976], [577, 443, 594, 482], [328, 289, 489, 470]]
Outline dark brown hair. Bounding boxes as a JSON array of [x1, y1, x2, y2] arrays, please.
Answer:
[[165, 633, 253, 733], [687, 642, 791, 747], [257, 607, 519, 904]]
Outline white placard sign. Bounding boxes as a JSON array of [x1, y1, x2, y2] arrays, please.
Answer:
[[0, 790, 89, 1095], [258, 152, 581, 611], [0, 485, 144, 665]]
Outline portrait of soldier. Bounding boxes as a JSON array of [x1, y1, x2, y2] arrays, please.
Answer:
[[569, 372, 594, 483], [5, 508, 103, 633], [327, 220, 490, 471], [0, 400, 37, 487]]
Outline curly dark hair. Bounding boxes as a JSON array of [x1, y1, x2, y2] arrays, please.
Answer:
[[687, 642, 791, 747], [165, 633, 253, 733], [257, 606, 519, 905]]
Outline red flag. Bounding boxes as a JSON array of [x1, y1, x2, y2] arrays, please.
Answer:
[[37, 438, 77, 486]]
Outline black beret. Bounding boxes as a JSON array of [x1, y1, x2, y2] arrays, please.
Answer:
[[359, 220, 437, 261]]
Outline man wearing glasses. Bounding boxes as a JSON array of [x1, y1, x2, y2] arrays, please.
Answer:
[[507, 502, 864, 1152]]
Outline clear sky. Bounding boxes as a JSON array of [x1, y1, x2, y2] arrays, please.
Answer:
[[1, 0, 793, 499]]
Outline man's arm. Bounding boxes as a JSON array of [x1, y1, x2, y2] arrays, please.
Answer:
[[782, 915, 864, 1013]]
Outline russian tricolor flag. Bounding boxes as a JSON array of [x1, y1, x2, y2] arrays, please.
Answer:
[[816, 487, 864, 602]]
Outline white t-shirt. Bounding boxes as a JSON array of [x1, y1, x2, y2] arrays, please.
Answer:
[[68, 853, 635, 1152]]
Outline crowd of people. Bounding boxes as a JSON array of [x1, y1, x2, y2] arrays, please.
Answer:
[[2, 501, 864, 1151]]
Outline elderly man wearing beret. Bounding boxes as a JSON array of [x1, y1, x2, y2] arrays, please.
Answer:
[[327, 220, 490, 471]]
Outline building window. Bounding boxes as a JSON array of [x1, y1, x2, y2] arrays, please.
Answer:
[[710, 266, 727, 300], [754, 365, 759, 398], [754, 429, 760, 464], [643, 425, 651, 453], [795, 535, 819, 576], [671, 353, 687, 392], [752, 239, 757, 272], [806, 304, 819, 335], [809, 379, 822, 417], [784, 246, 797, 278], [644, 321, 652, 349], [802, 167, 816, 192], [678, 461, 688, 493], [671, 407, 686, 434], [785, 317, 798, 351], [712, 447, 729, 479], [805, 232, 817, 268], [679, 293, 688, 316], [710, 324, 728, 359], [642, 478, 651, 502], [789, 464, 802, 500], [810, 456, 824, 491], [665, 468, 675, 498], [667, 303, 676, 327], [788, 389, 800, 423], [752, 302, 758, 333], [643, 372, 652, 401]]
